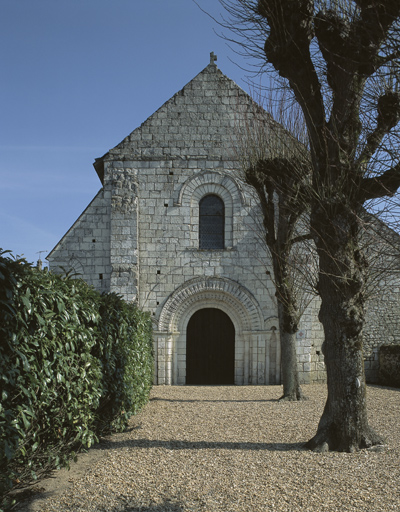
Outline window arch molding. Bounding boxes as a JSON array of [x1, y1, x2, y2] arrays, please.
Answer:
[[176, 170, 246, 208], [176, 171, 246, 250]]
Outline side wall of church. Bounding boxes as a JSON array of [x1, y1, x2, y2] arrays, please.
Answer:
[[47, 190, 111, 293]]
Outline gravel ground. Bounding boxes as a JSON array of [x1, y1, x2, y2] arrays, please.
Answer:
[[17, 384, 400, 512]]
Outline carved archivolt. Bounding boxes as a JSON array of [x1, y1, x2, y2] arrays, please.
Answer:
[[158, 276, 264, 333], [176, 170, 248, 249], [176, 170, 247, 207]]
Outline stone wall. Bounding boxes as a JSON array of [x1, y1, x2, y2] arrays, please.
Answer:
[[104, 64, 251, 163], [362, 218, 400, 382], [296, 296, 326, 384], [378, 345, 400, 387], [48, 60, 327, 385], [48, 58, 400, 386], [131, 161, 279, 385], [47, 190, 111, 292], [105, 167, 139, 302]]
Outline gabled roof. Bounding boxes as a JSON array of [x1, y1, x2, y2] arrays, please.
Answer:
[[93, 57, 264, 183]]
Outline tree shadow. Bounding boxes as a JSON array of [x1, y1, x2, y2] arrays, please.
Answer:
[[97, 498, 184, 512], [150, 397, 280, 403], [15, 492, 184, 512], [368, 384, 400, 391], [91, 437, 305, 452]]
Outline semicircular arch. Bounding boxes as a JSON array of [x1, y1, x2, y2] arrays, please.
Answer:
[[177, 170, 247, 208], [158, 277, 264, 334]]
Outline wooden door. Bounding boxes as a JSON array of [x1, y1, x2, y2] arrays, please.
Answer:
[[186, 308, 235, 385]]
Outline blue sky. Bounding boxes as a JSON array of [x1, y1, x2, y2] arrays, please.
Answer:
[[1, 0, 262, 266]]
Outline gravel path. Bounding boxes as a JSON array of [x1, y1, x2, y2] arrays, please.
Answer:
[[19, 385, 400, 512]]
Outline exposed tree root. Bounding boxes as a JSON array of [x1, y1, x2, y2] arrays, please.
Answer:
[[305, 424, 385, 453], [278, 393, 308, 402], [279, 386, 307, 402]]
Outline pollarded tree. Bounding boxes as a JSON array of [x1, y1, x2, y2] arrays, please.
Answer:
[[234, 96, 314, 400], [246, 158, 311, 400], [219, 0, 400, 451]]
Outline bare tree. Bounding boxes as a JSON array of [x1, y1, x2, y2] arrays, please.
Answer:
[[217, 0, 400, 451], [233, 92, 315, 400]]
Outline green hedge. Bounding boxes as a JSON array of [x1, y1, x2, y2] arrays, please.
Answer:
[[0, 251, 153, 509], [95, 292, 153, 433]]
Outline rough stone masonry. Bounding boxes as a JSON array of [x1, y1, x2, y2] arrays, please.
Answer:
[[47, 54, 400, 386]]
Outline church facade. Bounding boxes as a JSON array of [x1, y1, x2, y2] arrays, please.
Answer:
[[47, 55, 400, 385]]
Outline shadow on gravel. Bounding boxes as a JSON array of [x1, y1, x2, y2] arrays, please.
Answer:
[[368, 384, 400, 391], [91, 438, 305, 452], [97, 499, 184, 512], [150, 397, 280, 403]]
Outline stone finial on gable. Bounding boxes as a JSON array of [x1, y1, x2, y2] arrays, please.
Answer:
[[210, 52, 217, 66]]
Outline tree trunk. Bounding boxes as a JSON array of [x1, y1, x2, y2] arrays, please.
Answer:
[[306, 207, 385, 452], [277, 299, 304, 401], [279, 327, 304, 401], [271, 232, 305, 402]]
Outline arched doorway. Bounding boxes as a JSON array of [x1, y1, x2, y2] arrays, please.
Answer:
[[186, 308, 235, 385]]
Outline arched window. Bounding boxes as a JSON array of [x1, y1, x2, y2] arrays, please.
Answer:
[[199, 194, 224, 249]]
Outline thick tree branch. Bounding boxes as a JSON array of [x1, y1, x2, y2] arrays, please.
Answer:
[[356, 0, 400, 32], [359, 163, 400, 201], [258, 0, 326, 157], [314, 3, 400, 156], [289, 232, 313, 248], [314, 10, 351, 91], [353, 1, 400, 75], [314, 5, 400, 84]]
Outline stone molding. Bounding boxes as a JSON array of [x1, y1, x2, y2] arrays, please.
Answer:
[[176, 170, 247, 249], [264, 316, 279, 331], [158, 276, 264, 333], [176, 170, 247, 207]]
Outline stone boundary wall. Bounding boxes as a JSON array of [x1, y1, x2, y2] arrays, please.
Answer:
[[362, 217, 400, 382], [379, 345, 400, 387]]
